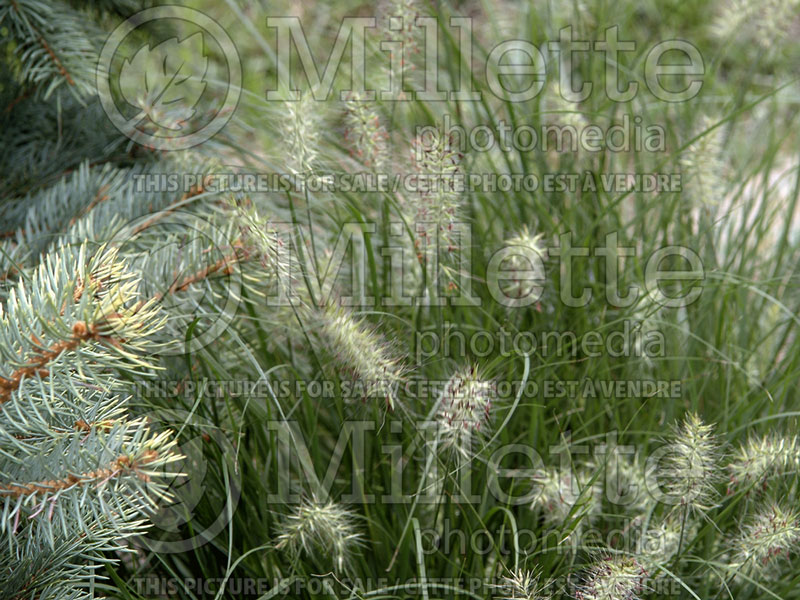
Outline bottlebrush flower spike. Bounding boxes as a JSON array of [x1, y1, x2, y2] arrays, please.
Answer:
[[531, 466, 602, 534], [501, 227, 547, 302], [713, 0, 800, 51], [575, 556, 647, 600], [234, 202, 290, 287], [378, 0, 420, 92], [344, 95, 389, 170], [408, 128, 463, 254], [496, 568, 551, 600], [542, 83, 588, 131], [679, 115, 725, 208], [319, 304, 405, 410], [275, 499, 362, 573], [626, 288, 667, 365], [662, 413, 720, 515], [728, 434, 800, 489], [637, 516, 694, 575], [436, 364, 496, 447], [608, 452, 652, 514], [283, 92, 319, 178], [729, 503, 800, 576]]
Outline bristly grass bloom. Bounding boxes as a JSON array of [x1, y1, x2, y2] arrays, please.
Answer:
[[234, 202, 290, 288], [728, 434, 800, 490], [501, 227, 547, 306], [344, 95, 389, 170], [378, 0, 420, 93], [319, 305, 405, 410], [531, 466, 602, 537], [283, 92, 319, 178], [575, 556, 647, 600], [436, 364, 496, 442], [626, 288, 667, 367], [679, 115, 725, 209], [408, 128, 463, 256], [662, 413, 720, 516], [713, 0, 800, 52], [729, 503, 800, 577], [608, 452, 653, 515], [496, 567, 551, 600], [637, 516, 694, 576], [275, 499, 362, 573], [542, 82, 588, 132]]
